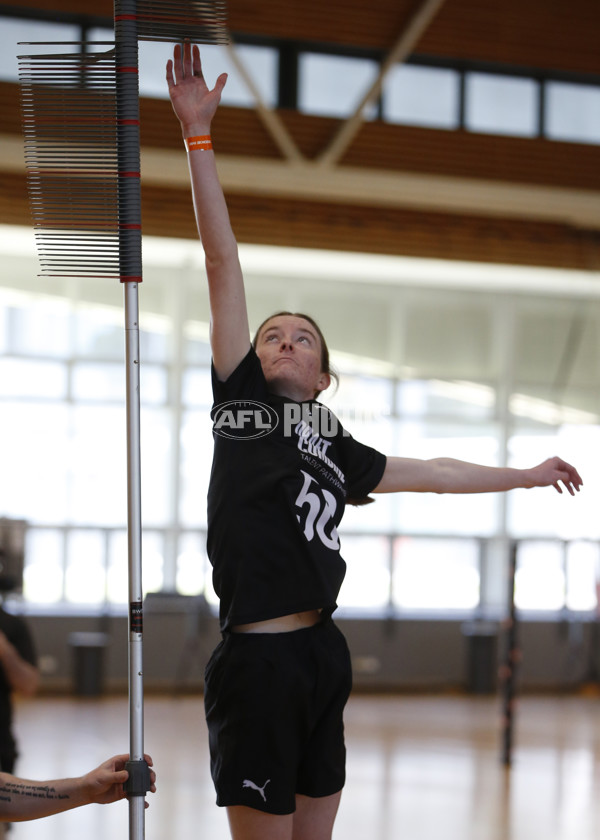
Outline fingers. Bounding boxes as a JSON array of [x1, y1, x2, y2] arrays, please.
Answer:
[[214, 72, 228, 95], [571, 465, 584, 490], [554, 472, 579, 496], [168, 43, 182, 86], [182, 40, 193, 79], [546, 457, 582, 496], [558, 457, 582, 484], [192, 43, 203, 78], [143, 754, 157, 792], [562, 463, 583, 494], [167, 43, 191, 88], [109, 754, 130, 771]]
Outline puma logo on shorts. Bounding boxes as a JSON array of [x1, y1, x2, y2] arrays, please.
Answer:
[[242, 778, 271, 802]]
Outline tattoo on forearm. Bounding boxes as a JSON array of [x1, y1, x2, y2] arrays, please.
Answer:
[[0, 781, 69, 802]]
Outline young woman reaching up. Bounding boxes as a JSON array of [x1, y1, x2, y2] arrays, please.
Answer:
[[167, 42, 582, 840]]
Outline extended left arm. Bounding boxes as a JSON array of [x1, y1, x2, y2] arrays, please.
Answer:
[[372, 455, 583, 496], [0, 754, 156, 822]]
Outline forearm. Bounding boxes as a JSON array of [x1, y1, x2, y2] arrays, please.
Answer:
[[0, 774, 86, 822], [168, 44, 250, 375], [183, 128, 239, 269], [374, 454, 582, 495], [374, 457, 537, 495], [424, 459, 533, 494], [168, 44, 240, 275], [186, 141, 250, 372]]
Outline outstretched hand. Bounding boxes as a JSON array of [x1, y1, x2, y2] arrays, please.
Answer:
[[528, 456, 583, 495], [82, 754, 156, 808], [166, 42, 227, 133]]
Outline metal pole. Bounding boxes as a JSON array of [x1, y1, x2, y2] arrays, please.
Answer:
[[114, 1, 150, 836], [124, 281, 146, 838]]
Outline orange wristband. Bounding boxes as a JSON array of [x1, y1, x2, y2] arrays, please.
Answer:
[[185, 135, 212, 152]]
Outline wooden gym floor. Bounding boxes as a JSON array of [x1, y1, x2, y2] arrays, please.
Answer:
[[7, 691, 600, 840]]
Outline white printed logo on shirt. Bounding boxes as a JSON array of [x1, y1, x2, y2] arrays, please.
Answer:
[[295, 470, 340, 551]]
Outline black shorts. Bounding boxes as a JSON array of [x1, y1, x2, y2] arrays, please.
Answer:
[[204, 618, 352, 815]]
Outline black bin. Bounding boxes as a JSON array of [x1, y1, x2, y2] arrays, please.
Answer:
[[461, 621, 498, 694], [68, 632, 109, 696]]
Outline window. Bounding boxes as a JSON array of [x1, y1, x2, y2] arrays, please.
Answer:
[[465, 72, 539, 137], [23, 529, 65, 604], [65, 530, 107, 605], [74, 306, 126, 360], [176, 532, 214, 602], [337, 536, 391, 612], [86, 29, 279, 108], [7, 300, 71, 358], [514, 541, 565, 611], [72, 363, 125, 402], [69, 405, 127, 526], [393, 420, 500, 536], [507, 425, 600, 542], [393, 537, 480, 611], [298, 52, 379, 118], [179, 409, 214, 528], [206, 43, 278, 109], [0, 19, 79, 82], [3, 11, 600, 147], [0, 403, 70, 523], [182, 368, 212, 408], [1, 234, 599, 614], [397, 379, 495, 420], [545, 81, 600, 144], [566, 541, 599, 612], [384, 64, 460, 129], [0, 358, 66, 399]]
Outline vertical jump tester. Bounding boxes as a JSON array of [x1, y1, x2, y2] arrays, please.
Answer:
[[18, 2, 227, 837]]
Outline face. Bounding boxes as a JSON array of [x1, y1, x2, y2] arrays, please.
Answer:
[[254, 315, 331, 401]]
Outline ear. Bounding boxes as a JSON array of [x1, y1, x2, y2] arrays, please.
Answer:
[[316, 371, 331, 393]]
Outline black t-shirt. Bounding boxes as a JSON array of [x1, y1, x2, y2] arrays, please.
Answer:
[[208, 347, 387, 631]]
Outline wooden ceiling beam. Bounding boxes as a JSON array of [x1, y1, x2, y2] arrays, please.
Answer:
[[317, 0, 447, 167]]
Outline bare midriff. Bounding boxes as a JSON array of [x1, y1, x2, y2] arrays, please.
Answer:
[[231, 609, 323, 634]]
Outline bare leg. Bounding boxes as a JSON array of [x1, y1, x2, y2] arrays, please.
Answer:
[[226, 791, 342, 840], [227, 806, 293, 840], [292, 791, 342, 840]]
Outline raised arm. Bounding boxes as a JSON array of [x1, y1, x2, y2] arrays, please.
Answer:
[[167, 42, 250, 380], [373, 455, 583, 496]]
